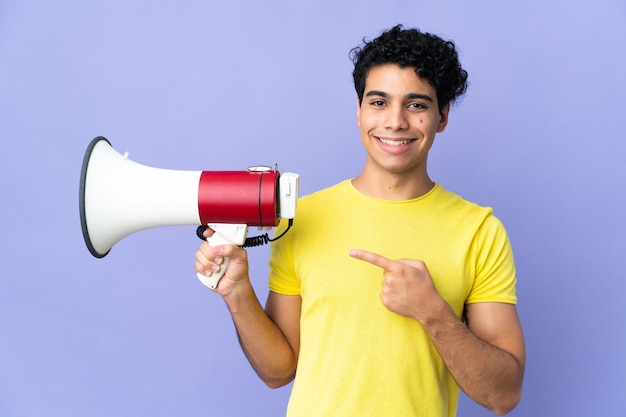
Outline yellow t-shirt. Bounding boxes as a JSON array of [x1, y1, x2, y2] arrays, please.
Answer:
[[269, 181, 517, 417]]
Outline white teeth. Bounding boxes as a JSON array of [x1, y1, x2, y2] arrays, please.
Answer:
[[379, 138, 413, 146]]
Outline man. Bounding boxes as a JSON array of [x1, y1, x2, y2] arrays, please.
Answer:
[[195, 24, 525, 416]]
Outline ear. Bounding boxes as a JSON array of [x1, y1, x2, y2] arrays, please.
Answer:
[[436, 103, 450, 133], [356, 96, 361, 127]]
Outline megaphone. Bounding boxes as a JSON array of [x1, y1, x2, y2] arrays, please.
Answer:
[[79, 136, 299, 289]]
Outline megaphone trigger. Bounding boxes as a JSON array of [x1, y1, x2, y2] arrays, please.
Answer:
[[196, 225, 209, 241]]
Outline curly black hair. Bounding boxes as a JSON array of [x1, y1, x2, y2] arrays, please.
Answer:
[[350, 24, 468, 111]]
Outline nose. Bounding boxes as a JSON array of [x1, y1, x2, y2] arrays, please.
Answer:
[[384, 106, 409, 131]]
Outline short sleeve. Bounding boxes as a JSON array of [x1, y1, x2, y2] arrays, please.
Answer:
[[268, 218, 301, 295], [466, 214, 517, 304]]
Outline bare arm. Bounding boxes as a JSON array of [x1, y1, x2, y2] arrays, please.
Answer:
[[195, 240, 300, 388], [350, 249, 525, 415], [420, 300, 525, 415]]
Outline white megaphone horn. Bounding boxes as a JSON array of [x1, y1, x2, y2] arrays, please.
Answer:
[[79, 136, 299, 289]]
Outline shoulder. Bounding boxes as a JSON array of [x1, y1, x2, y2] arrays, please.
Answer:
[[296, 180, 354, 210], [300, 180, 351, 200], [432, 184, 495, 226]]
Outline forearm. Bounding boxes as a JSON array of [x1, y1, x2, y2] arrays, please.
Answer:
[[420, 299, 524, 415], [222, 282, 297, 388]]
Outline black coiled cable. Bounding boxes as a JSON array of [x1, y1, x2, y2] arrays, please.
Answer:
[[242, 233, 272, 248]]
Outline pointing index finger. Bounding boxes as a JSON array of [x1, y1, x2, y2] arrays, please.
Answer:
[[350, 249, 395, 271]]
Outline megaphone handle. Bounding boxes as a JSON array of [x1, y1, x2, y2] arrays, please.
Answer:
[[197, 261, 228, 290]]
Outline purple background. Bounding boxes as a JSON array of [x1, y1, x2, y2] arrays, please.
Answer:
[[1, 1, 625, 416]]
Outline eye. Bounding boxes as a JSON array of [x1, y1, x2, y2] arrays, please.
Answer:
[[370, 100, 386, 107], [408, 102, 427, 110]]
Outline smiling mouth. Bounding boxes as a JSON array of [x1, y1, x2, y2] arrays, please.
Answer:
[[377, 137, 416, 146]]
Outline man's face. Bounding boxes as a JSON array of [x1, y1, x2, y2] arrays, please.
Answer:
[[356, 64, 449, 178]]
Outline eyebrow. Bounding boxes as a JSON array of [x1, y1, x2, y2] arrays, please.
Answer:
[[365, 90, 434, 103]]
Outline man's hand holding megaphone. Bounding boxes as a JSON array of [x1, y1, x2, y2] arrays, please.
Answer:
[[195, 227, 251, 295]]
